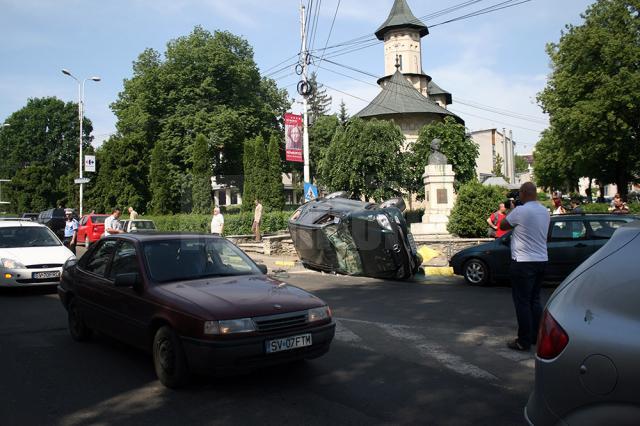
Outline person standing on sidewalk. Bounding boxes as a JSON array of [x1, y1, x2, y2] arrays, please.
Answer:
[[210, 207, 224, 236], [486, 203, 507, 238], [499, 182, 550, 351], [63, 209, 78, 255], [252, 199, 263, 242]]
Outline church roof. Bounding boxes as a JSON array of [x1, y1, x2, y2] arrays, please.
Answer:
[[375, 0, 428, 40], [354, 69, 461, 121], [427, 80, 452, 105]]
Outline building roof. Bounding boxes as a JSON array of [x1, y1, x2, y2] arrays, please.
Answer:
[[427, 80, 452, 105], [375, 0, 428, 40], [354, 69, 461, 121]]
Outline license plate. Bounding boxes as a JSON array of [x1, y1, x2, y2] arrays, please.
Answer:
[[266, 333, 312, 353], [32, 271, 60, 279]]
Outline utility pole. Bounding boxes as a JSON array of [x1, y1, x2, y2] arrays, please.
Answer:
[[509, 129, 515, 184], [502, 127, 508, 182], [299, 1, 311, 185]]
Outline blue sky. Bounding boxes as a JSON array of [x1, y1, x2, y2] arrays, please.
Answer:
[[1, 0, 595, 153]]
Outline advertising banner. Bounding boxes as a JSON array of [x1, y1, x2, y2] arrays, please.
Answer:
[[84, 155, 96, 172], [284, 113, 303, 163]]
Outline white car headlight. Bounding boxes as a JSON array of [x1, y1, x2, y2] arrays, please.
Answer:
[[204, 318, 256, 335], [308, 306, 332, 322], [376, 214, 393, 231], [1, 258, 26, 269]]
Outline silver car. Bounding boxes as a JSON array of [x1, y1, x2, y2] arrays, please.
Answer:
[[525, 221, 640, 425]]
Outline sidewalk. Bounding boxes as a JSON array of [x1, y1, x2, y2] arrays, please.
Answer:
[[248, 252, 304, 273]]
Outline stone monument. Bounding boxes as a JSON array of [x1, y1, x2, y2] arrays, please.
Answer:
[[410, 139, 456, 236]]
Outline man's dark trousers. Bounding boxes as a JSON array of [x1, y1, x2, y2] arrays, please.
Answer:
[[510, 261, 546, 347]]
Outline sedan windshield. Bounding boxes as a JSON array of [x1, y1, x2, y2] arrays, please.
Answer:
[[0, 226, 62, 248], [143, 238, 260, 283]]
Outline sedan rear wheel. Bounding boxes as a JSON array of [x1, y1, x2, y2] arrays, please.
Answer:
[[153, 326, 190, 389], [68, 299, 92, 341], [464, 259, 489, 286]]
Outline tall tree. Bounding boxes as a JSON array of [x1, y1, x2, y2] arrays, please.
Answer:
[[191, 133, 212, 214], [318, 118, 405, 200], [514, 155, 529, 174], [265, 134, 284, 210], [6, 165, 63, 213], [492, 154, 505, 178], [309, 114, 340, 177], [338, 100, 349, 126], [533, 127, 581, 192], [307, 72, 332, 124], [241, 137, 257, 212], [149, 140, 173, 214], [109, 26, 289, 212], [406, 116, 479, 196], [537, 0, 640, 199]]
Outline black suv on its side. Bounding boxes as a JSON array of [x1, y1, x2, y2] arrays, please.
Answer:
[[450, 213, 640, 286], [38, 208, 78, 240]]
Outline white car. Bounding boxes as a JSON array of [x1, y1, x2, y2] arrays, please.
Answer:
[[0, 219, 75, 287]]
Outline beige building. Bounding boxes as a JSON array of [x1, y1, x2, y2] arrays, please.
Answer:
[[470, 128, 517, 184], [354, 0, 463, 144]]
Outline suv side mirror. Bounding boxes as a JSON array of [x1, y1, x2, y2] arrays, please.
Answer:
[[257, 264, 268, 274], [114, 272, 139, 288]]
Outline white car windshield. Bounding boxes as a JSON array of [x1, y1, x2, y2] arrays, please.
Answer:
[[143, 238, 260, 283], [0, 226, 62, 248]]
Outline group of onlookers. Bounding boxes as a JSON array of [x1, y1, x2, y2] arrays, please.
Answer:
[[210, 199, 263, 242], [62, 206, 138, 254]]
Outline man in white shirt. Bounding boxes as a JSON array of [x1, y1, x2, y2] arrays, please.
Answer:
[[500, 182, 550, 351], [103, 208, 124, 237], [210, 207, 224, 236]]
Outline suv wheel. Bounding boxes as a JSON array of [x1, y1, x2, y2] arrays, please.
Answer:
[[464, 259, 489, 286], [153, 326, 190, 388]]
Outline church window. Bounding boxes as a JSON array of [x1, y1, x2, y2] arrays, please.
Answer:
[[398, 55, 403, 70]]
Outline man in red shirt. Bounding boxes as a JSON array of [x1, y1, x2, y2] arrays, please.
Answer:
[[487, 203, 508, 238]]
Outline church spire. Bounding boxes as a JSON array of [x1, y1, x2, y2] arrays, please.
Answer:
[[375, 0, 428, 40]]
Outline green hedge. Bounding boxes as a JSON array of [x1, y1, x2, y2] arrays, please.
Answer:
[[582, 203, 640, 214], [447, 182, 507, 238], [143, 211, 293, 235]]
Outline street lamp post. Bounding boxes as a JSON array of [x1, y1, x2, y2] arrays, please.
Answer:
[[62, 69, 100, 217]]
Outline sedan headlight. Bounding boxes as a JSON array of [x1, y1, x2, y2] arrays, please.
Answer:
[[376, 214, 393, 231], [308, 306, 332, 323], [1, 258, 26, 269], [203, 318, 256, 335]]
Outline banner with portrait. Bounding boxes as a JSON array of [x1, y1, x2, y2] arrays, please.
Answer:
[[284, 113, 303, 163]]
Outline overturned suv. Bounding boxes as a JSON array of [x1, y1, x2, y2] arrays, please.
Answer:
[[288, 192, 422, 280]]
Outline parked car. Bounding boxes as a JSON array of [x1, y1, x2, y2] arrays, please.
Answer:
[[58, 233, 335, 388], [525, 221, 640, 425], [38, 208, 78, 240], [1, 220, 75, 287], [20, 213, 39, 221], [288, 192, 422, 280], [450, 213, 640, 285], [120, 219, 156, 233], [77, 214, 109, 247]]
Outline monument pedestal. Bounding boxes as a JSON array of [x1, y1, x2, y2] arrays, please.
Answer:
[[410, 164, 456, 237]]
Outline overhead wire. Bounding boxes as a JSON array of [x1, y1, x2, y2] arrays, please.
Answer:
[[316, 0, 341, 72]]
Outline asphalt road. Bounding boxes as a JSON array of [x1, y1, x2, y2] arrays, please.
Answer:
[[0, 261, 552, 426]]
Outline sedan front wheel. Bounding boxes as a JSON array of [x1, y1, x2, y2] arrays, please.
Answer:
[[153, 326, 190, 389], [463, 259, 489, 286]]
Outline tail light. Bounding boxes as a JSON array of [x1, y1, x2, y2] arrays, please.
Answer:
[[537, 309, 569, 360]]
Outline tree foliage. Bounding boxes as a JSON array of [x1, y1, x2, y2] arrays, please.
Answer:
[[318, 118, 405, 200], [533, 127, 581, 192], [309, 114, 340, 177], [447, 182, 507, 238], [406, 116, 479, 195], [514, 155, 529, 174], [0, 97, 94, 212], [266, 134, 284, 210], [537, 0, 640, 198], [109, 26, 289, 212], [307, 72, 332, 124], [338, 100, 349, 126], [149, 140, 173, 214], [191, 134, 212, 214], [492, 154, 505, 178]]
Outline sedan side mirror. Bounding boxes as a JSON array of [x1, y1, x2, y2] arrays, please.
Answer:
[[256, 264, 268, 274], [114, 272, 139, 287]]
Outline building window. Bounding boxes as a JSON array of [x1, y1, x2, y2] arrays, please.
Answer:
[[398, 54, 403, 71]]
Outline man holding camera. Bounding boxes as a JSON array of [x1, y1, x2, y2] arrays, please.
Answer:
[[500, 182, 550, 351]]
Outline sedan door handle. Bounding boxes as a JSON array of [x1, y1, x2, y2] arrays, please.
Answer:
[[574, 243, 587, 248]]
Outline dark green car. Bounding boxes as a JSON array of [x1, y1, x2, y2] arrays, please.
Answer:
[[450, 214, 640, 285]]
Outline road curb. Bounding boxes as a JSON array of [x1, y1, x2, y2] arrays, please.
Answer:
[[423, 266, 454, 276]]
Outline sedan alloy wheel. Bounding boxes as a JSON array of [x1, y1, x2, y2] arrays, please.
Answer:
[[464, 259, 489, 286]]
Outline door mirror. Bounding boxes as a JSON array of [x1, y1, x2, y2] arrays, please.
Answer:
[[256, 264, 268, 274], [114, 272, 139, 287]]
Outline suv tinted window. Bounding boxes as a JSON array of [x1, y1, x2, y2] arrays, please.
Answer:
[[83, 240, 118, 277], [550, 220, 586, 240], [108, 242, 139, 279], [589, 219, 628, 239]]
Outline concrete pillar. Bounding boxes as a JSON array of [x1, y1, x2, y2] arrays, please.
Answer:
[[213, 190, 220, 207], [237, 190, 242, 206], [225, 188, 231, 206]]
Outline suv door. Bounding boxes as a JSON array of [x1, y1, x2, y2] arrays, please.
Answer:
[[546, 219, 590, 280]]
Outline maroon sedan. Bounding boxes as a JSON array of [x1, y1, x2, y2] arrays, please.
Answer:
[[58, 233, 335, 388]]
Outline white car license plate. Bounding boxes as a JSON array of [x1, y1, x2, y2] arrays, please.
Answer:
[[266, 333, 312, 353], [32, 271, 60, 279]]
